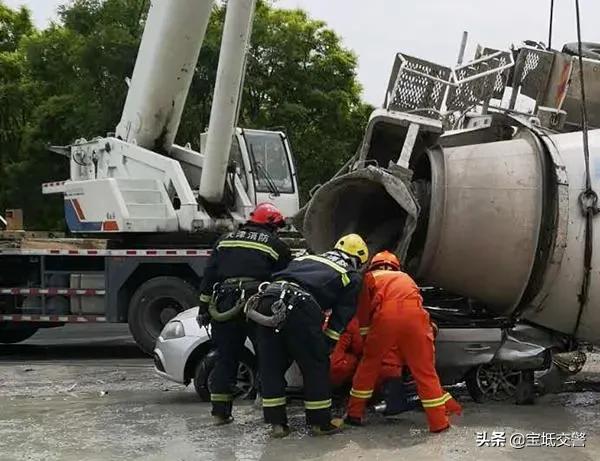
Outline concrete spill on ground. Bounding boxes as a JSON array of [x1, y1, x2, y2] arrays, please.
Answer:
[[1, 361, 600, 461], [1, 326, 599, 460]]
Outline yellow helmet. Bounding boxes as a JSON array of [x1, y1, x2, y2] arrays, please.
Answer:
[[334, 233, 369, 264]]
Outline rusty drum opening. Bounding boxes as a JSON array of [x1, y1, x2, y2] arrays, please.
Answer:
[[301, 166, 420, 261]]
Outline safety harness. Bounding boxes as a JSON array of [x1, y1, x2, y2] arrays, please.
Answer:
[[245, 281, 316, 332], [208, 277, 262, 322]]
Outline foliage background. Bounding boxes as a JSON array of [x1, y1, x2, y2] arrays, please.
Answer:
[[0, 0, 371, 229]]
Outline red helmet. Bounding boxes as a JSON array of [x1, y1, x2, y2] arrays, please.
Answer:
[[249, 203, 285, 227], [368, 250, 401, 272]]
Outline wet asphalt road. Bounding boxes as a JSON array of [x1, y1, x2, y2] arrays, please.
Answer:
[[1, 325, 600, 461]]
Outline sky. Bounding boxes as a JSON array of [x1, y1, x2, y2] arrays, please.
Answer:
[[4, 0, 600, 105]]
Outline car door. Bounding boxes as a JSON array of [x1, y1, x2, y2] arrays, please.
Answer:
[[435, 327, 503, 384]]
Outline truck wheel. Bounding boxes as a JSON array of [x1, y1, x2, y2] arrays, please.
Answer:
[[0, 323, 39, 344], [128, 276, 197, 354], [193, 349, 257, 402]]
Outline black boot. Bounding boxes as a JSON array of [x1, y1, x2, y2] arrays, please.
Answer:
[[344, 415, 363, 426], [270, 424, 291, 438], [212, 415, 234, 426]]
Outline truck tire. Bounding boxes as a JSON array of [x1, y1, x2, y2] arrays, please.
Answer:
[[193, 349, 257, 401], [562, 42, 600, 60], [128, 276, 198, 355], [0, 323, 39, 344]]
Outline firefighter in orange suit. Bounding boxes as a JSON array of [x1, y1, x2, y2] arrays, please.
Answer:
[[329, 317, 403, 390], [345, 251, 462, 432]]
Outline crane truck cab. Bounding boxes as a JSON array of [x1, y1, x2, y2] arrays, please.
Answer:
[[200, 128, 299, 220], [47, 126, 299, 236]]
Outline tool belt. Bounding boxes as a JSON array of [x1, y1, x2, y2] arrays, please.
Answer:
[[245, 280, 314, 332], [208, 277, 262, 322]]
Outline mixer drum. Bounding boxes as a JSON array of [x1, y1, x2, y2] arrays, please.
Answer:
[[524, 130, 600, 343], [302, 126, 600, 343], [417, 133, 546, 314], [420, 128, 600, 343]]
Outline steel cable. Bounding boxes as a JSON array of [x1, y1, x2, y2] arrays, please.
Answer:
[[573, 0, 599, 339], [548, 0, 555, 50]]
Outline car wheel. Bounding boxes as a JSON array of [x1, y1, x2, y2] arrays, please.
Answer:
[[466, 363, 533, 403], [193, 350, 257, 401]]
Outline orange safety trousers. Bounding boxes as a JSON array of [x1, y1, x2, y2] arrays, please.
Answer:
[[330, 318, 402, 388], [348, 300, 462, 432], [331, 353, 402, 389]]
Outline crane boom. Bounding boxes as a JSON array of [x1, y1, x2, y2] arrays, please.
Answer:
[[200, 0, 257, 203], [116, 0, 215, 152]]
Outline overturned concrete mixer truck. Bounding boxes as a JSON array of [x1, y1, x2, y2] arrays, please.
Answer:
[[300, 42, 600, 387]]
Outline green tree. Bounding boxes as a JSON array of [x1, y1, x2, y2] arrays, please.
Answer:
[[0, 0, 144, 228], [0, 3, 35, 219], [248, 4, 372, 198], [0, 0, 371, 229], [0, 3, 33, 51]]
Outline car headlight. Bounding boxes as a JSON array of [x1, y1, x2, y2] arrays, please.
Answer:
[[161, 320, 185, 340]]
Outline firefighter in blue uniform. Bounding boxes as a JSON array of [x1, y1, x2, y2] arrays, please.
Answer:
[[197, 203, 292, 425], [248, 234, 368, 437]]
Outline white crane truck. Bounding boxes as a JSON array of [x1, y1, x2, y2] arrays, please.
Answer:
[[0, 0, 301, 354]]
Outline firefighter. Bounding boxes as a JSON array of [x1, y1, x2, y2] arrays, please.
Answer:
[[329, 316, 403, 391], [196, 203, 292, 425], [345, 250, 462, 432], [248, 234, 367, 438], [330, 314, 440, 415], [329, 316, 418, 417], [329, 317, 364, 388]]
